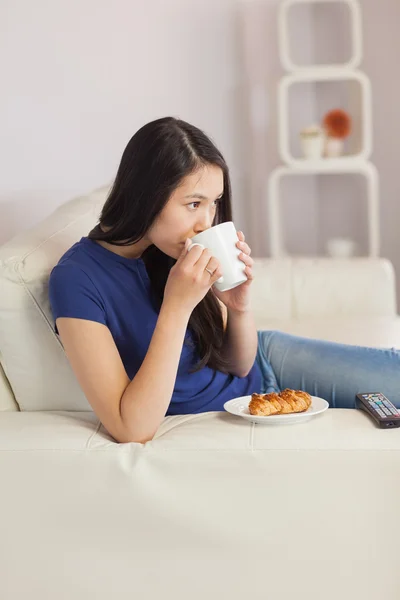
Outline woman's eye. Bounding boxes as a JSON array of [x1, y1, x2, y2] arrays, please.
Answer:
[[187, 198, 221, 210]]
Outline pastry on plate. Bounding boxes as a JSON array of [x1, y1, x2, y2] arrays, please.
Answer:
[[248, 392, 282, 416], [249, 388, 312, 417]]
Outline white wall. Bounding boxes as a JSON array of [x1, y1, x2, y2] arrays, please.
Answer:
[[1, 0, 400, 293], [0, 0, 248, 242], [362, 0, 400, 278]]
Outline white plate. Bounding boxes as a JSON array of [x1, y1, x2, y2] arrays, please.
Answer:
[[224, 395, 329, 425]]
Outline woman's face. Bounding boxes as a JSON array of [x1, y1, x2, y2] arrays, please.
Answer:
[[148, 164, 224, 259]]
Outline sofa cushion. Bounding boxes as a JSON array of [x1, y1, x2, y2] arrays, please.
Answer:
[[251, 257, 397, 319], [0, 186, 110, 411], [291, 258, 397, 318], [0, 410, 400, 599], [250, 258, 292, 320], [0, 361, 18, 411]]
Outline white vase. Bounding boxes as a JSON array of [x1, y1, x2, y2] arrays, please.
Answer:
[[300, 135, 325, 160], [326, 237, 357, 258], [324, 137, 344, 158]]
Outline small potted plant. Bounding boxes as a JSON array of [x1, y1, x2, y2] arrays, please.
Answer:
[[299, 124, 325, 160], [322, 109, 352, 158]]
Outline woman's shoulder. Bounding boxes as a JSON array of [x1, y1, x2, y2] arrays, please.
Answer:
[[49, 241, 106, 326], [50, 239, 100, 295], [53, 237, 88, 267]]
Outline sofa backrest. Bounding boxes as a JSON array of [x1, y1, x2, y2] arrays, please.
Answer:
[[251, 257, 397, 322]]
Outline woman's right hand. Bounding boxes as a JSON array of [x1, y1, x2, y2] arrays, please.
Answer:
[[163, 239, 223, 314]]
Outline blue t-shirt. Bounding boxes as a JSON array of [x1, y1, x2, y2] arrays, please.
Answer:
[[49, 237, 262, 415]]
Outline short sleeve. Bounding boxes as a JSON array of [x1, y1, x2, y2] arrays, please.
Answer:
[[49, 264, 107, 333]]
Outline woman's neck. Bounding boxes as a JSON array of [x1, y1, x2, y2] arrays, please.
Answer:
[[95, 239, 150, 260]]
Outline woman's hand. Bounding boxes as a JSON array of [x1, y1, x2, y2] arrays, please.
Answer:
[[164, 240, 223, 315], [212, 231, 254, 313]]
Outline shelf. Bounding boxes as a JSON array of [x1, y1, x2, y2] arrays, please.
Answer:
[[279, 66, 369, 82], [266, 162, 380, 258], [267, 0, 380, 259], [278, 65, 368, 81], [278, 69, 372, 166], [279, 0, 362, 72], [274, 157, 376, 173]]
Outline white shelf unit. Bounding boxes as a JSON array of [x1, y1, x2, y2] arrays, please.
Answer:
[[267, 161, 379, 258], [278, 68, 373, 166], [267, 0, 380, 258], [279, 0, 363, 72]]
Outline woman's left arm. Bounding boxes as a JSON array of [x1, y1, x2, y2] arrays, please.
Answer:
[[220, 308, 258, 377], [214, 230, 258, 378]]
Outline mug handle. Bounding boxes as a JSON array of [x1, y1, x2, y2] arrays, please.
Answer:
[[187, 243, 205, 252]]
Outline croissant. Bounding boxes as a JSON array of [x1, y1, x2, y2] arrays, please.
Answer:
[[249, 388, 312, 417]]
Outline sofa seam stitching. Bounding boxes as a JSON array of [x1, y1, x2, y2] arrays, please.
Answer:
[[85, 420, 103, 448], [250, 422, 255, 452]]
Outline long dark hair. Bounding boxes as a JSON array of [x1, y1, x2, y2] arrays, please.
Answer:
[[89, 117, 233, 373]]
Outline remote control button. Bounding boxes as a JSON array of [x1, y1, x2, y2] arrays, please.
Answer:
[[383, 402, 399, 415]]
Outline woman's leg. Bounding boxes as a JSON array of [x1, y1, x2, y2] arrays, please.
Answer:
[[256, 330, 400, 408]]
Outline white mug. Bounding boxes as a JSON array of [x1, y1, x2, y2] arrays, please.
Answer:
[[187, 221, 247, 292]]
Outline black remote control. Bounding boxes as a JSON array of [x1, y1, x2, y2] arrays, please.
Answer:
[[356, 392, 400, 429]]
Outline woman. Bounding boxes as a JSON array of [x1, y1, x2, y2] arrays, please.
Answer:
[[49, 116, 400, 443]]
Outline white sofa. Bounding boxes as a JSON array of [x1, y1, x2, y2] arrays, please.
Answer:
[[1, 186, 400, 600]]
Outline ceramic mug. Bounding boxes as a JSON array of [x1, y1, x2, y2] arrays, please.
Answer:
[[187, 221, 247, 292]]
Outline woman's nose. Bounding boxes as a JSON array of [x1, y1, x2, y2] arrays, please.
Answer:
[[195, 212, 213, 233]]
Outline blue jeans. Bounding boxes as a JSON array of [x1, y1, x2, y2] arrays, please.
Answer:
[[255, 330, 400, 409]]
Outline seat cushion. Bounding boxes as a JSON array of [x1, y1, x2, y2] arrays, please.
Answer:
[[1, 410, 400, 599]]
